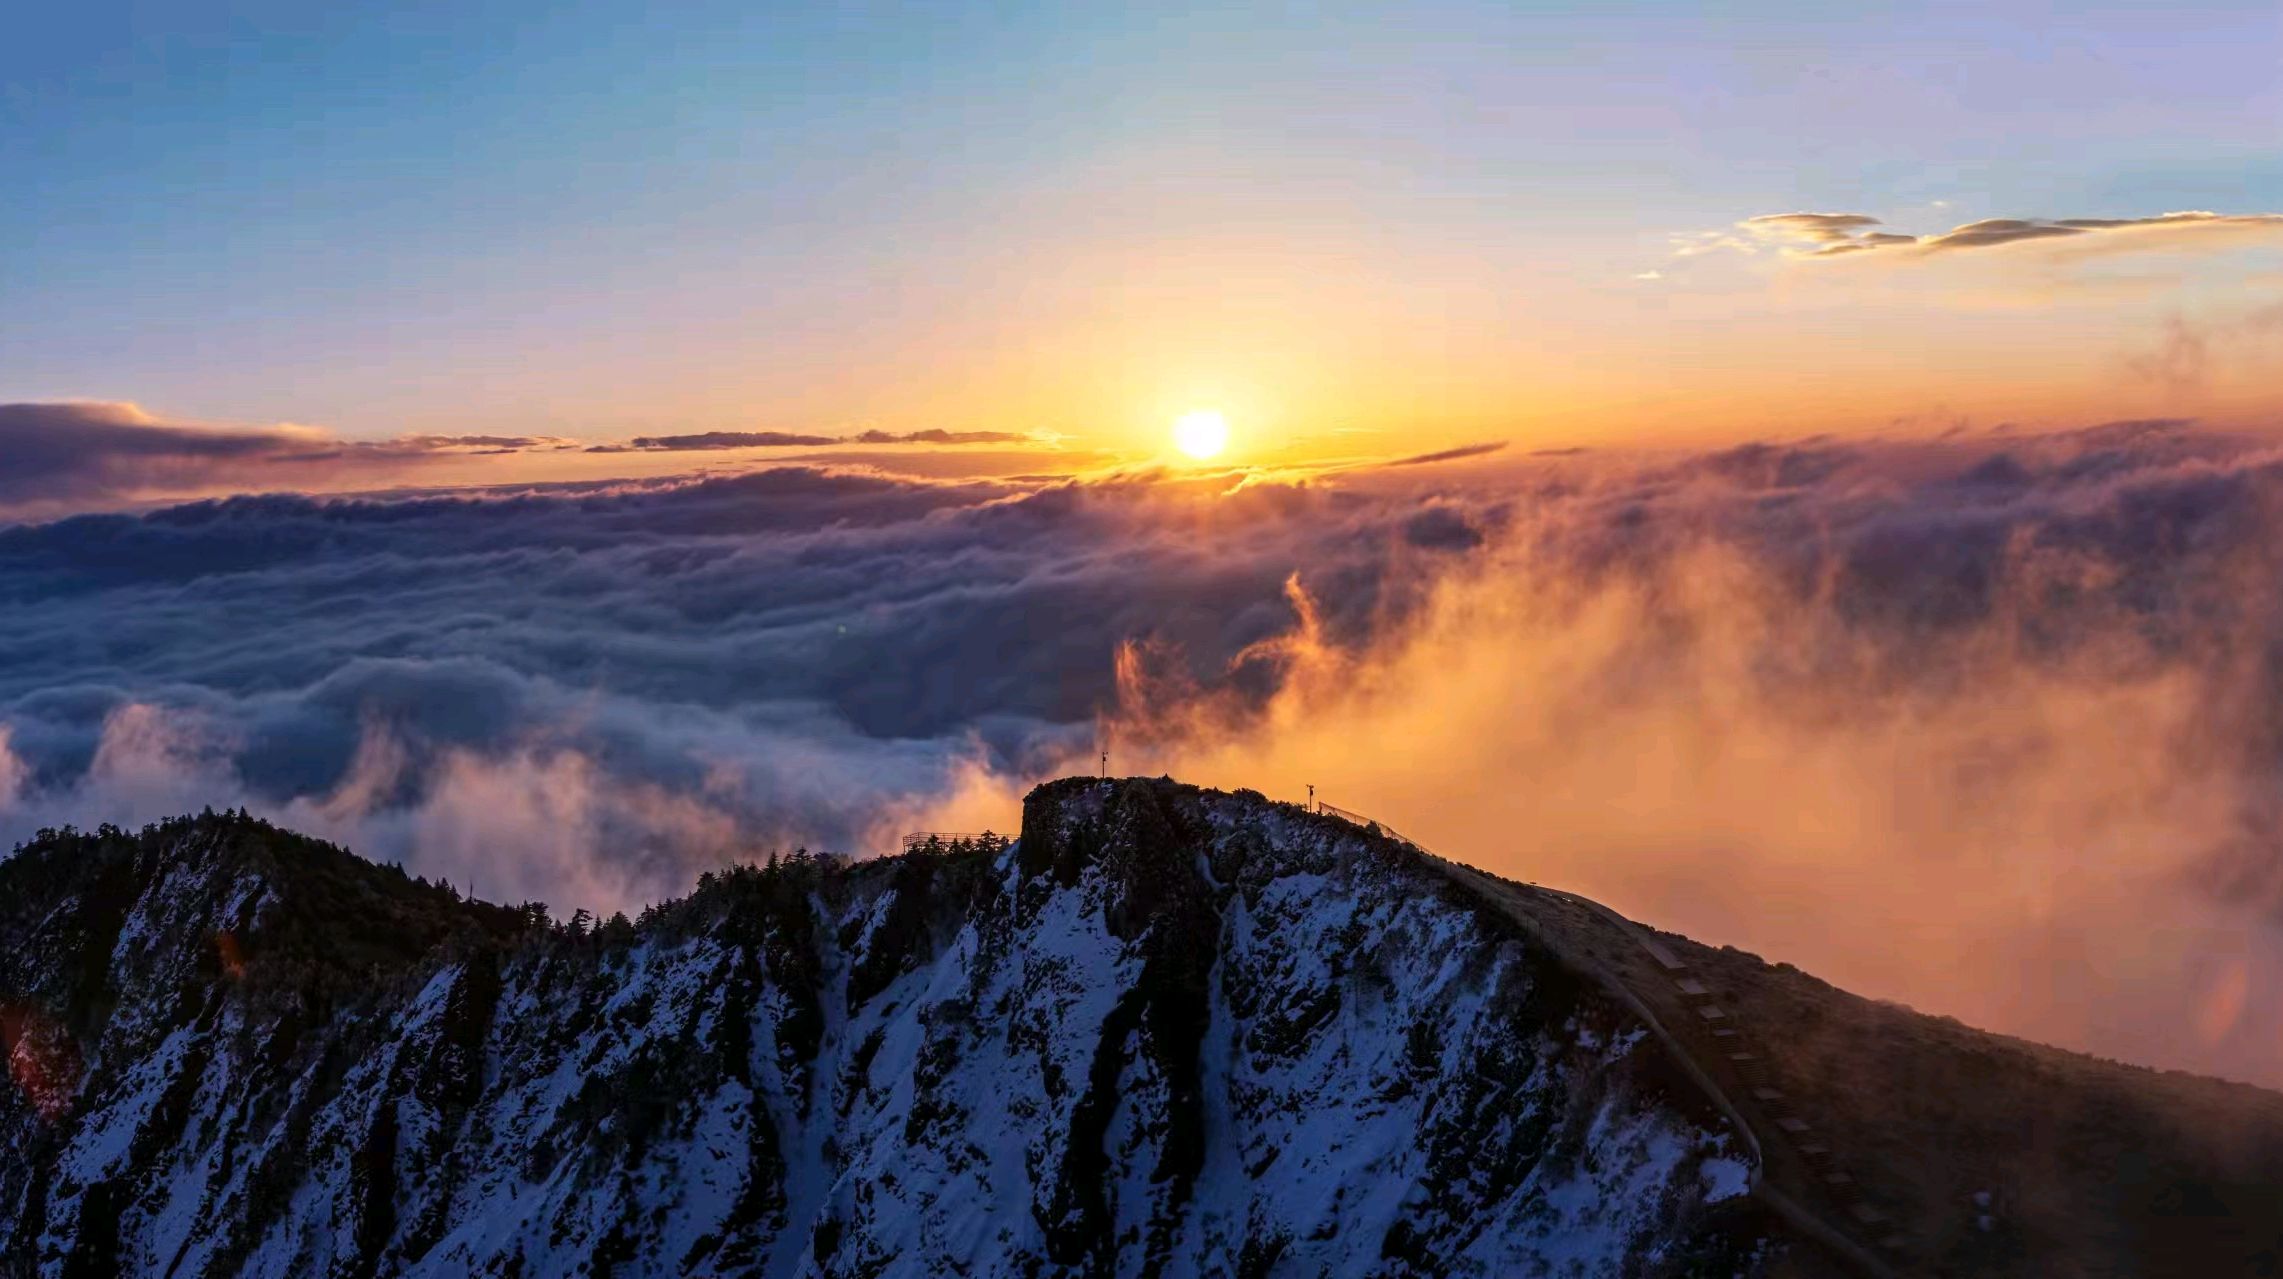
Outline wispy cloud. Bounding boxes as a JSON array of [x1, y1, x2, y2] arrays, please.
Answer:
[[2127, 303, 2283, 395], [0, 402, 593, 517], [1384, 441, 1510, 468], [594, 428, 1035, 454], [0, 403, 1057, 518], [1677, 209, 2283, 263]]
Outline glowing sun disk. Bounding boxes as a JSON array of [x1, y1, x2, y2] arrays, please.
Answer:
[[1173, 409, 1230, 460]]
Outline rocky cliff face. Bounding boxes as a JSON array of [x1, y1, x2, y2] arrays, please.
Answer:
[[0, 780, 1767, 1278]]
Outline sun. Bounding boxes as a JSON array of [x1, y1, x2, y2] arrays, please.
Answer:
[[1172, 409, 1230, 460]]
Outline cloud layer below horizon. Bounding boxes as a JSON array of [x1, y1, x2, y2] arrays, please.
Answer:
[[0, 456, 1496, 905], [11, 418, 2283, 1086]]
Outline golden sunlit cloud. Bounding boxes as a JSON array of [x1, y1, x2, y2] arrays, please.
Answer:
[[1672, 208, 2283, 264], [1173, 409, 1231, 460]]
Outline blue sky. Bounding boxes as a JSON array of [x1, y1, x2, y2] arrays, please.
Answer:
[[6, 2, 2281, 444]]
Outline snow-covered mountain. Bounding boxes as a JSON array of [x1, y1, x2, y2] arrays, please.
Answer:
[[0, 778, 1775, 1277]]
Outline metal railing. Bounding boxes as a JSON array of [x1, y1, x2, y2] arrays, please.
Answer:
[[1314, 801, 1424, 851], [899, 831, 1010, 854]]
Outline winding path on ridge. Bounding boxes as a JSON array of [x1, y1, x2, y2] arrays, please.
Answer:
[[1318, 804, 1903, 1279]]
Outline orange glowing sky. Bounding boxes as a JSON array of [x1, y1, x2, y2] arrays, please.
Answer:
[[8, 7, 2283, 466]]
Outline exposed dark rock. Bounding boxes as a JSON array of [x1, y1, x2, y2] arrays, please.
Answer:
[[0, 785, 1765, 1277]]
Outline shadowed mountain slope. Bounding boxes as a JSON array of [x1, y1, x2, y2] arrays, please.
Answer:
[[1431, 859, 2283, 1277], [0, 779, 2274, 1277]]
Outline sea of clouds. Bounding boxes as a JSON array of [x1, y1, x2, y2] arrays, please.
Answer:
[[8, 410, 2283, 1084], [0, 452, 1491, 906]]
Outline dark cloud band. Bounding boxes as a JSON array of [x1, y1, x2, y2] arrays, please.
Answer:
[[0, 403, 1047, 518], [598, 428, 1033, 453]]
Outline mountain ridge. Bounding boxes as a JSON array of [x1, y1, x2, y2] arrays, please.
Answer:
[[0, 779, 2277, 1277]]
